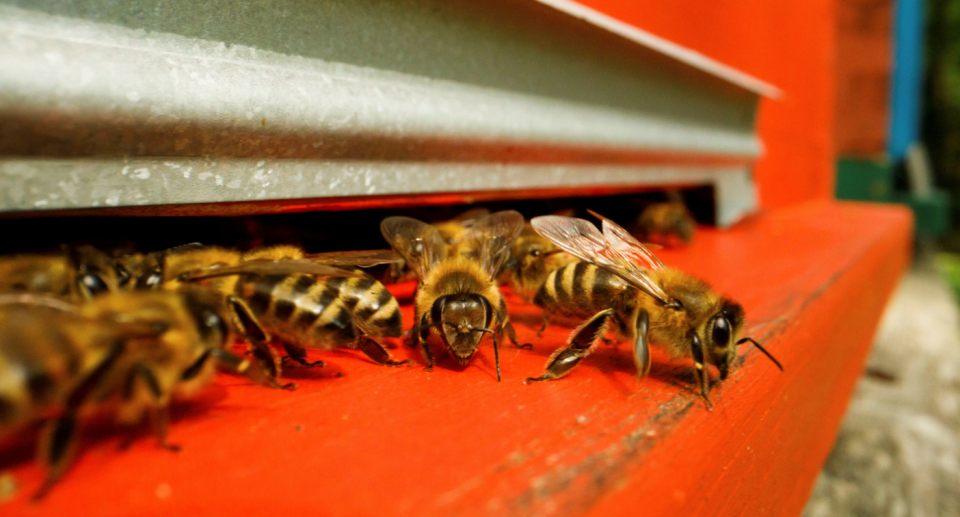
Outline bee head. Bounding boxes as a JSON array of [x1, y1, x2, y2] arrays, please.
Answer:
[[706, 301, 745, 380], [67, 246, 117, 299], [180, 287, 232, 349], [431, 294, 493, 364]]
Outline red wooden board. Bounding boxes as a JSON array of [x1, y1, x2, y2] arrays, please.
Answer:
[[576, 0, 838, 209], [0, 201, 911, 516]]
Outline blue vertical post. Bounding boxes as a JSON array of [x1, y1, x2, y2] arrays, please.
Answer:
[[888, 0, 925, 161]]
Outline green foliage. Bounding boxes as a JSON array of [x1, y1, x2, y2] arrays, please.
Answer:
[[936, 252, 960, 302]]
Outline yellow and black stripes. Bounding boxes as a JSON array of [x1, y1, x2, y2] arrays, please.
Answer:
[[234, 272, 402, 351], [340, 275, 403, 339], [535, 262, 625, 318]]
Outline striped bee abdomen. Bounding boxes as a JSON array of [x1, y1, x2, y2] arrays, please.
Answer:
[[534, 262, 631, 323], [340, 274, 403, 338], [236, 273, 356, 350]]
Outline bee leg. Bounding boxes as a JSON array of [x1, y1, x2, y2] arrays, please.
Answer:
[[418, 313, 435, 371], [228, 296, 295, 390], [536, 314, 548, 338], [35, 412, 78, 500], [525, 309, 613, 383], [356, 336, 414, 366], [633, 310, 651, 377], [498, 298, 532, 349], [279, 341, 325, 368], [406, 306, 423, 348], [208, 348, 288, 389], [130, 362, 181, 452], [181, 349, 213, 381], [690, 334, 713, 411], [35, 340, 126, 499]]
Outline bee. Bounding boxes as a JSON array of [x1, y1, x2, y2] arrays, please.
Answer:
[[0, 288, 264, 498], [632, 196, 696, 246], [134, 244, 410, 387], [499, 223, 577, 304], [381, 210, 528, 381], [526, 211, 781, 408], [0, 245, 121, 300], [384, 208, 491, 285]]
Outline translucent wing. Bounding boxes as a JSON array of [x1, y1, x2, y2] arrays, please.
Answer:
[[531, 215, 672, 305], [587, 210, 666, 270], [180, 259, 362, 282], [302, 249, 403, 267], [380, 216, 447, 281], [0, 293, 78, 312], [459, 210, 525, 279]]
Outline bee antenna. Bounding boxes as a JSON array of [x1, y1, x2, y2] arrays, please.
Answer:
[[586, 209, 610, 222], [737, 337, 783, 371], [542, 249, 566, 257]]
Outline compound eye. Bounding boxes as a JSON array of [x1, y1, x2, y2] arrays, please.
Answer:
[[712, 317, 731, 348], [204, 311, 229, 343], [530, 249, 541, 257], [81, 273, 109, 296], [137, 269, 163, 290], [115, 264, 132, 287]]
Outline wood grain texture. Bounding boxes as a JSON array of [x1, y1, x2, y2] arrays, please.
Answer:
[[0, 201, 912, 516]]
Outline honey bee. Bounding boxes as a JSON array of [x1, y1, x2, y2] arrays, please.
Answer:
[[526, 211, 781, 408], [433, 207, 491, 245], [381, 210, 528, 381], [0, 288, 265, 498], [384, 208, 491, 285], [499, 223, 577, 303], [632, 197, 696, 246], [0, 245, 121, 300], [134, 244, 410, 387]]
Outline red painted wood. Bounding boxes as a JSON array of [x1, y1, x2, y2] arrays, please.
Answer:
[[0, 201, 911, 515], [573, 0, 837, 210], [834, 0, 892, 156]]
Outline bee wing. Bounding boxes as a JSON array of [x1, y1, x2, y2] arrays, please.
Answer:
[[180, 259, 362, 281], [531, 215, 672, 305], [380, 216, 447, 280], [302, 249, 403, 267], [0, 293, 78, 313], [459, 210, 525, 279], [587, 210, 666, 270]]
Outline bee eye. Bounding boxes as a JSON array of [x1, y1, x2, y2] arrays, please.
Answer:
[[81, 273, 108, 295], [712, 317, 731, 348], [115, 264, 131, 287], [137, 269, 163, 290], [204, 311, 229, 342], [530, 249, 541, 257]]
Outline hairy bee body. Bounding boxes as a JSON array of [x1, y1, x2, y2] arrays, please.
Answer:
[[136, 243, 408, 382], [236, 272, 403, 351], [0, 306, 90, 440], [414, 257, 508, 363], [534, 262, 742, 365], [526, 212, 780, 408], [502, 226, 577, 303], [633, 202, 696, 246], [0, 246, 120, 300], [0, 288, 255, 497], [382, 211, 527, 380]]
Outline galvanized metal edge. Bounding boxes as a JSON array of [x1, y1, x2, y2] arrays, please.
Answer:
[[0, 159, 754, 226], [533, 0, 782, 99], [0, 6, 760, 159]]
